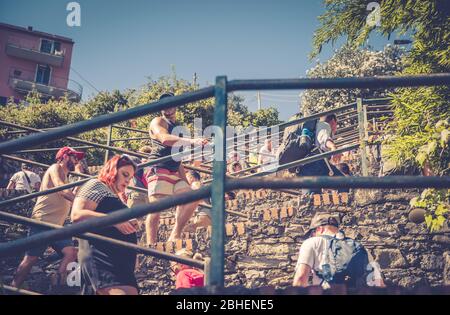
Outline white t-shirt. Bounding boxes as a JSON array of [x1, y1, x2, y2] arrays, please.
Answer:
[[315, 121, 333, 152], [9, 170, 41, 193], [259, 146, 277, 172], [295, 234, 383, 286]]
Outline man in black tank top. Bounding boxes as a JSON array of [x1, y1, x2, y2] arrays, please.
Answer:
[[146, 92, 209, 245]]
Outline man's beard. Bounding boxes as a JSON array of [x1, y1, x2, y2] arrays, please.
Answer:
[[67, 160, 75, 172], [163, 112, 176, 121]]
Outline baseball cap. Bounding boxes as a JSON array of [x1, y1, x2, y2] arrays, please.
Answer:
[[304, 212, 340, 237], [55, 146, 85, 161]]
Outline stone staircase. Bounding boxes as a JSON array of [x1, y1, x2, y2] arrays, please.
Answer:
[[1, 185, 449, 295]]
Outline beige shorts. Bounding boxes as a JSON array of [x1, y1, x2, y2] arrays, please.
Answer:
[[147, 169, 190, 196], [127, 192, 149, 208]]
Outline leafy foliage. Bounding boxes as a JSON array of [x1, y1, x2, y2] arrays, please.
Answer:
[[311, 0, 450, 230], [410, 189, 449, 232], [0, 76, 281, 167], [301, 45, 403, 115]]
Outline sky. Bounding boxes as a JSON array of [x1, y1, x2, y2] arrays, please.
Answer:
[[0, 0, 398, 121]]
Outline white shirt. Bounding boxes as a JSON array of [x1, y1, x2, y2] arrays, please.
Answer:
[[315, 121, 333, 152], [259, 146, 277, 172], [9, 170, 41, 193], [295, 233, 383, 286]]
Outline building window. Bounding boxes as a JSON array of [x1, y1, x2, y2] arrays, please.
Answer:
[[40, 39, 62, 55], [35, 65, 51, 85]]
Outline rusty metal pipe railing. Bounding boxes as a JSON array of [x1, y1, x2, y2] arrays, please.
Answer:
[[13, 146, 94, 154], [0, 210, 204, 268], [0, 87, 216, 154], [0, 176, 449, 257]]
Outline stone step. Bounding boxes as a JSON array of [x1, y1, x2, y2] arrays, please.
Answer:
[[312, 192, 349, 207], [261, 207, 296, 222], [154, 238, 196, 253]]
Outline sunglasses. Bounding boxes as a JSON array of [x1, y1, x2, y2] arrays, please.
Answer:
[[118, 154, 138, 169]]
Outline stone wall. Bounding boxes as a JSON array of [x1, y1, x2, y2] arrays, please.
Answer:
[[1, 187, 449, 295], [137, 188, 450, 294]]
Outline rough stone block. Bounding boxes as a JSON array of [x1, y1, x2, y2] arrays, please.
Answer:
[[332, 192, 340, 205], [249, 243, 290, 256], [444, 252, 450, 285], [270, 208, 279, 220], [313, 194, 321, 206], [287, 207, 294, 217], [238, 256, 285, 269], [185, 239, 193, 251], [175, 239, 183, 251], [432, 235, 450, 245], [166, 242, 174, 253], [156, 242, 164, 252], [375, 249, 407, 269], [263, 210, 271, 221], [236, 222, 245, 235], [225, 223, 234, 236], [420, 254, 444, 271], [322, 193, 331, 205], [340, 192, 349, 204]]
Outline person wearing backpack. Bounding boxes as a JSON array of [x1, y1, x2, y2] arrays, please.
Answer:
[[296, 114, 348, 194], [7, 163, 41, 194], [293, 213, 385, 289]]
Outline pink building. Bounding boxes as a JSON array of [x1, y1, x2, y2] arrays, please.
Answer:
[[0, 23, 82, 105]]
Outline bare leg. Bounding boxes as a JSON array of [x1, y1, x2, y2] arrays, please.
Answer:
[[57, 246, 78, 285], [195, 215, 211, 228], [167, 188, 199, 242], [11, 255, 39, 288], [145, 195, 164, 246]]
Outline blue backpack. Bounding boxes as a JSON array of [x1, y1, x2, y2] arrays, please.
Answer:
[[316, 235, 369, 287]]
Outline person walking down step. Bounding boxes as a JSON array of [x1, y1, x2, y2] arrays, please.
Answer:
[[11, 147, 83, 289]]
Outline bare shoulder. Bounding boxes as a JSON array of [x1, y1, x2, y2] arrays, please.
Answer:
[[49, 163, 65, 179], [150, 116, 167, 128], [149, 116, 169, 135], [47, 163, 59, 174], [50, 163, 63, 173]]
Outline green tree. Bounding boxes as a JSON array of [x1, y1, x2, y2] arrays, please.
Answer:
[[0, 92, 105, 165], [311, 0, 450, 230], [248, 107, 282, 127], [0, 76, 281, 168], [301, 45, 403, 115]]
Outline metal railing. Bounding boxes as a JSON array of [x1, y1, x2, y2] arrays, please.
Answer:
[[0, 73, 449, 292]]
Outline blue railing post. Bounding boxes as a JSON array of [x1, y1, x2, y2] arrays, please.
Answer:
[[357, 98, 369, 176], [209, 76, 228, 287], [104, 124, 113, 163]]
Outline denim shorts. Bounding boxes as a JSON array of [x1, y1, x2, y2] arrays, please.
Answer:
[[25, 225, 74, 258]]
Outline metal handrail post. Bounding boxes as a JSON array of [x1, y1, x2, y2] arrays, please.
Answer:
[[104, 125, 113, 164], [357, 98, 369, 176], [209, 76, 227, 287]]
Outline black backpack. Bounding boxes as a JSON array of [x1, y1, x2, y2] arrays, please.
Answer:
[[316, 235, 370, 287], [276, 119, 318, 173]]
